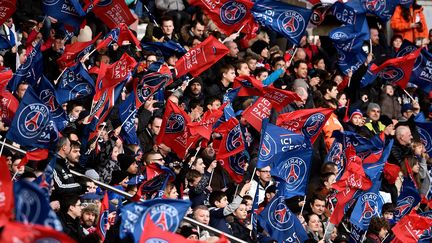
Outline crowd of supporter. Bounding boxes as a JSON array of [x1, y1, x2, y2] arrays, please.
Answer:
[[1, 0, 432, 243]]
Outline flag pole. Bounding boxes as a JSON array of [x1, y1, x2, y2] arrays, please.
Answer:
[[234, 184, 239, 196], [0, 137, 6, 156], [402, 88, 416, 102], [86, 123, 107, 155], [299, 195, 307, 216], [289, 47, 298, 64], [54, 66, 68, 85]]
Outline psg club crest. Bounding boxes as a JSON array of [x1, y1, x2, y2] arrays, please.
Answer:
[[69, 83, 93, 101], [277, 10, 306, 39], [364, 0, 385, 13], [43, 0, 61, 6], [166, 113, 185, 133], [17, 103, 49, 139], [89, 91, 107, 117], [226, 124, 242, 152], [136, 84, 152, 103], [267, 196, 294, 231], [394, 196, 415, 218], [259, 132, 277, 162], [99, 210, 109, 236], [303, 113, 325, 138], [220, 1, 247, 26], [39, 89, 61, 114], [142, 204, 180, 232], [229, 152, 247, 175], [417, 127, 432, 155], [358, 192, 380, 226], [378, 67, 404, 83], [280, 157, 306, 190]]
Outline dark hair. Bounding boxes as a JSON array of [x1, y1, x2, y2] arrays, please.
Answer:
[[310, 193, 326, 205], [293, 60, 308, 69], [219, 64, 235, 76], [270, 56, 285, 68], [368, 217, 389, 235], [160, 15, 174, 24], [70, 140, 81, 149], [60, 194, 81, 214], [56, 137, 70, 152], [209, 191, 227, 207], [319, 81, 338, 96], [254, 67, 269, 77], [391, 34, 403, 44], [186, 169, 202, 184], [191, 19, 205, 29]]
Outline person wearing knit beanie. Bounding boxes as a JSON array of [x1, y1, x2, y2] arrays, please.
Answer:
[[250, 40, 269, 59], [117, 153, 138, 175]]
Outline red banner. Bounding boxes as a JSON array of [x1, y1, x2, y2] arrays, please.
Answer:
[[261, 85, 301, 112], [0, 157, 12, 224], [90, 0, 136, 29], [57, 33, 101, 68], [233, 75, 263, 96], [242, 97, 272, 131], [175, 36, 229, 78], [0, 89, 18, 124], [215, 118, 244, 160], [18, 148, 49, 168], [187, 107, 224, 140], [0, 0, 16, 26], [392, 211, 432, 242], [276, 108, 333, 143], [188, 0, 254, 36], [97, 53, 137, 89], [156, 100, 191, 159]]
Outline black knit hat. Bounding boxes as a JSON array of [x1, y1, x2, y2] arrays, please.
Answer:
[[118, 153, 136, 171], [251, 40, 268, 55]]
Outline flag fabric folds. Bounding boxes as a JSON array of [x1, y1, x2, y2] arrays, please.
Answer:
[[55, 63, 95, 104], [90, 0, 136, 29], [252, 0, 312, 46], [393, 176, 421, 222]]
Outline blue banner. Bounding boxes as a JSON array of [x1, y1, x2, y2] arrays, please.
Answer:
[[119, 93, 139, 145], [8, 43, 43, 92], [55, 63, 95, 104], [393, 176, 421, 222], [42, 0, 86, 30]]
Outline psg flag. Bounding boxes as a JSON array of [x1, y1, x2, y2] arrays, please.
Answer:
[[188, 0, 254, 36], [6, 86, 58, 149], [42, 0, 86, 30], [393, 176, 421, 222], [0, 0, 16, 26], [90, 0, 136, 29], [55, 63, 95, 104], [252, 0, 312, 46]]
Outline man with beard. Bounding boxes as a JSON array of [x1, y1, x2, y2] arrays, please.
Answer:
[[182, 78, 205, 110], [81, 203, 99, 234]]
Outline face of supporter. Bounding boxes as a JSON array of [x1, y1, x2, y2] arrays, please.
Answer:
[[86, 181, 97, 193], [53, 38, 64, 52], [324, 174, 336, 190], [370, 29, 379, 45], [70, 200, 83, 219], [192, 38, 201, 47], [148, 153, 165, 166], [237, 63, 250, 76], [190, 82, 202, 95], [82, 211, 96, 227], [327, 86, 338, 99], [385, 85, 394, 96], [69, 105, 84, 122], [310, 199, 325, 215], [18, 49, 26, 64], [295, 63, 308, 79], [203, 145, 215, 158], [260, 48, 269, 59], [351, 114, 363, 126], [315, 59, 326, 70], [150, 117, 162, 135], [307, 214, 321, 232], [257, 166, 272, 183], [338, 94, 347, 107], [146, 55, 157, 67], [233, 204, 248, 220], [17, 83, 28, 100], [67, 146, 81, 164], [127, 161, 138, 174], [330, 228, 338, 241], [215, 196, 228, 208], [228, 42, 239, 57], [111, 146, 120, 161], [11, 159, 24, 174], [384, 123, 395, 136], [194, 209, 210, 225], [192, 23, 205, 37], [99, 55, 110, 66], [167, 56, 178, 66], [167, 186, 178, 199], [223, 68, 236, 83], [208, 100, 221, 110], [245, 199, 252, 211], [367, 108, 380, 121], [273, 60, 285, 71], [247, 59, 257, 71], [192, 158, 205, 174], [0, 55, 3, 66], [294, 49, 306, 61], [256, 71, 268, 81], [392, 37, 402, 49], [333, 75, 343, 85], [413, 144, 425, 156], [398, 128, 413, 145], [383, 211, 393, 220], [162, 20, 174, 35], [412, 162, 420, 173]]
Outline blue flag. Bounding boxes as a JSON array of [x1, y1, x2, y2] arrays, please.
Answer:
[[119, 93, 139, 145], [345, 0, 400, 22], [400, 0, 413, 9], [141, 40, 187, 60], [8, 43, 43, 92], [251, 180, 260, 234], [223, 87, 240, 103], [257, 119, 310, 169], [0, 33, 13, 49], [14, 180, 63, 231], [330, 1, 360, 26], [360, 64, 378, 88], [35, 76, 68, 131], [252, 0, 312, 46], [393, 176, 421, 222], [409, 48, 432, 93], [33, 156, 57, 201], [120, 198, 191, 242], [415, 122, 432, 157], [55, 63, 95, 104], [6, 86, 59, 149], [258, 185, 308, 242], [363, 139, 393, 180], [42, 0, 86, 30]]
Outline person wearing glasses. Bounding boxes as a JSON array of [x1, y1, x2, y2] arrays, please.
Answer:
[[246, 166, 273, 205], [58, 194, 86, 242]]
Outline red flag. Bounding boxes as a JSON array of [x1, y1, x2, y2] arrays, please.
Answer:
[[329, 146, 372, 225], [175, 36, 229, 78], [97, 52, 137, 90], [0, 69, 12, 88], [188, 0, 254, 36], [156, 100, 191, 159], [233, 75, 263, 96], [0, 221, 75, 243], [96, 23, 142, 51], [0, 0, 16, 26], [242, 97, 272, 131], [371, 47, 422, 89], [391, 211, 432, 243], [57, 33, 101, 68], [18, 148, 49, 168], [139, 215, 201, 243], [89, 0, 136, 29], [88, 80, 125, 126], [0, 89, 19, 124], [239, 18, 259, 48], [187, 108, 224, 140], [260, 85, 301, 112], [383, 162, 401, 184], [146, 163, 166, 181], [214, 118, 244, 160], [219, 152, 246, 184], [0, 157, 13, 224], [133, 72, 169, 109], [276, 108, 333, 143], [96, 191, 109, 240]]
